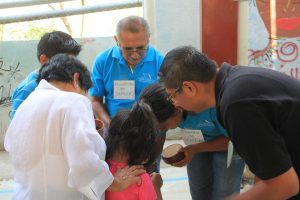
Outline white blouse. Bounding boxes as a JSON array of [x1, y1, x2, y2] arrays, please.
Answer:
[[5, 80, 113, 200]]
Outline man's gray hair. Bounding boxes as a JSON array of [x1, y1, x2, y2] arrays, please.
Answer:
[[116, 15, 151, 39]]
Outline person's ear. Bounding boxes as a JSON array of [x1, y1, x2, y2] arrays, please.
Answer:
[[175, 106, 183, 113], [182, 81, 197, 97], [72, 72, 80, 89], [114, 36, 119, 46], [39, 54, 48, 65]]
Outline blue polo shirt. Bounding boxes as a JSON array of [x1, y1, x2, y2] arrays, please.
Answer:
[[11, 71, 39, 119], [180, 108, 229, 141], [89, 45, 164, 117]]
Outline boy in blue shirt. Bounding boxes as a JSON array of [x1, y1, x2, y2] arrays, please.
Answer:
[[10, 31, 81, 119]]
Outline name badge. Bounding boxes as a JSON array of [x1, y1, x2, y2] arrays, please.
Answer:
[[227, 141, 233, 168], [114, 80, 135, 99], [181, 129, 204, 145]]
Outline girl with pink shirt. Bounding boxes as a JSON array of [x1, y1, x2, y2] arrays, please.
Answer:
[[105, 101, 163, 200]]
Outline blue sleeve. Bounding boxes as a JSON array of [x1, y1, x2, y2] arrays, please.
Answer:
[[209, 108, 229, 137], [179, 109, 229, 141], [157, 51, 164, 71], [11, 88, 31, 119], [89, 54, 105, 97], [10, 73, 38, 119], [178, 120, 185, 128]]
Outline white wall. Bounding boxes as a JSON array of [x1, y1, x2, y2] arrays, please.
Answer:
[[145, 0, 201, 54]]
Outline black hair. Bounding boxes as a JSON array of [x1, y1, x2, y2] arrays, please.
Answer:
[[37, 31, 81, 60], [139, 83, 188, 124], [159, 46, 217, 89], [105, 101, 159, 167], [38, 53, 92, 91], [139, 83, 176, 123]]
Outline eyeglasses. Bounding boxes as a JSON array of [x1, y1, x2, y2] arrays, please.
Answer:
[[166, 85, 182, 103], [120, 45, 149, 55]]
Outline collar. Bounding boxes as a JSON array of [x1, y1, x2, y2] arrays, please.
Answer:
[[215, 63, 233, 105], [215, 63, 233, 126], [107, 159, 128, 168], [36, 79, 60, 91]]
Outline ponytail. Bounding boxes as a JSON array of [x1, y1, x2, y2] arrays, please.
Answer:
[[105, 101, 159, 167]]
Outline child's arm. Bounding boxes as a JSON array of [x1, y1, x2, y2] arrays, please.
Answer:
[[138, 172, 162, 200], [151, 172, 163, 200]]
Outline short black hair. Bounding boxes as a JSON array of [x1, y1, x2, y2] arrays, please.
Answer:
[[38, 53, 92, 91], [105, 101, 159, 167], [139, 83, 176, 123], [159, 46, 217, 89], [37, 31, 81, 60]]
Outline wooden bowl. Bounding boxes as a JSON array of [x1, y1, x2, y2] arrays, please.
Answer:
[[162, 144, 185, 165]]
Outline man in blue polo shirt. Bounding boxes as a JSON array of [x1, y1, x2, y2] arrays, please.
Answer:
[[89, 16, 164, 128], [89, 16, 164, 173]]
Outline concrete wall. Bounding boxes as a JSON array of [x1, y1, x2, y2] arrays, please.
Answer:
[[152, 0, 201, 54]]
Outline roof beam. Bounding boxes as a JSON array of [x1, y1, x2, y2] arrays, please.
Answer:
[[0, 0, 142, 24], [0, 0, 77, 9]]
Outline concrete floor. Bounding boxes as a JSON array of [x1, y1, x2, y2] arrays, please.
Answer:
[[0, 139, 253, 200], [160, 140, 191, 200], [0, 150, 13, 200], [0, 140, 191, 200]]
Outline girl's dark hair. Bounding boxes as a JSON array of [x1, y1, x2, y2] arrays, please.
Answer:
[[139, 83, 176, 123], [105, 101, 159, 167], [38, 53, 92, 91]]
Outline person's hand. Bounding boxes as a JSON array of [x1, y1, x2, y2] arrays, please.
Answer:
[[172, 145, 195, 167], [113, 165, 146, 190]]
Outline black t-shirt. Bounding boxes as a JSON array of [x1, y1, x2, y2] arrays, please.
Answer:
[[215, 63, 300, 187]]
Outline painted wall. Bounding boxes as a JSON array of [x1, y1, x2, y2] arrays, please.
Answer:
[[153, 0, 200, 54], [248, 0, 300, 79]]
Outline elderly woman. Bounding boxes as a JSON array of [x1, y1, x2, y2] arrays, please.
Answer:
[[5, 53, 144, 200]]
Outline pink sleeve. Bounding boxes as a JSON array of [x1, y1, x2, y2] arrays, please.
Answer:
[[138, 173, 157, 200]]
